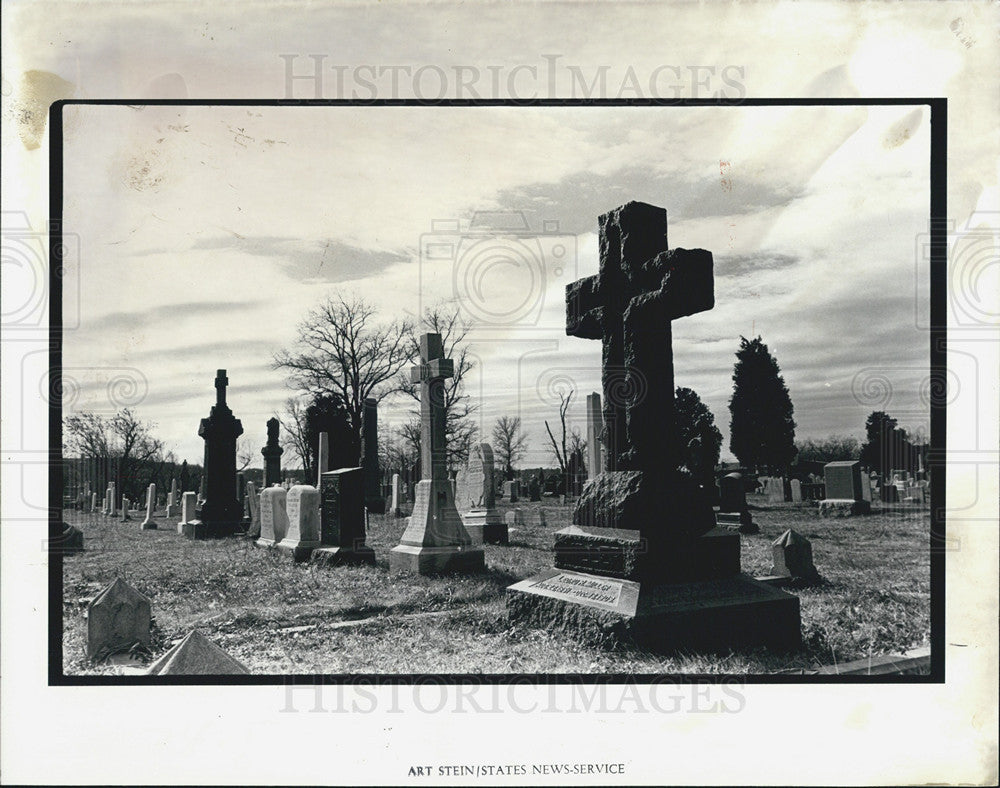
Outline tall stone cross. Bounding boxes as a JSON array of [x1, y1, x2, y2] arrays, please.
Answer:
[[214, 369, 229, 406], [566, 201, 713, 476], [410, 333, 454, 484]]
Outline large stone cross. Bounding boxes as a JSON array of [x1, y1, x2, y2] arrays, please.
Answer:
[[409, 333, 454, 483], [566, 201, 713, 475], [214, 369, 229, 407]]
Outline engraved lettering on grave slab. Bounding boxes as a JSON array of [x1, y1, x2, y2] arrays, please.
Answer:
[[530, 572, 625, 607]]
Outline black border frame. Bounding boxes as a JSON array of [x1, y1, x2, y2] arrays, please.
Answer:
[[47, 97, 947, 686]]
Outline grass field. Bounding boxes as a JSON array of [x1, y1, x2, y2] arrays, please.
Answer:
[[61, 494, 931, 675]]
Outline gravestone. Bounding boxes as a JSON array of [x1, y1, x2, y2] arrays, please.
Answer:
[[140, 483, 157, 530], [276, 484, 321, 562], [177, 491, 199, 535], [503, 480, 519, 502], [86, 578, 151, 661], [819, 460, 871, 517], [505, 509, 524, 528], [256, 485, 289, 548], [789, 478, 803, 503], [261, 417, 284, 487], [764, 529, 820, 584], [536, 509, 547, 527], [166, 479, 179, 517], [90, 492, 97, 513], [244, 481, 261, 539], [361, 398, 385, 514], [390, 473, 402, 517], [120, 498, 131, 522], [108, 482, 117, 516], [507, 201, 800, 651], [390, 333, 484, 575], [193, 370, 244, 538], [585, 391, 604, 478], [311, 468, 376, 567], [457, 443, 507, 545], [528, 476, 541, 502], [147, 630, 249, 675], [765, 476, 787, 504], [716, 471, 756, 533]]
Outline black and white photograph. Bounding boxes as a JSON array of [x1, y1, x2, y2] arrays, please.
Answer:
[[2, 1, 997, 785]]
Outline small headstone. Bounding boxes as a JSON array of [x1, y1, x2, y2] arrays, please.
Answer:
[[108, 482, 117, 516], [311, 468, 375, 566], [166, 478, 179, 517], [790, 478, 802, 503], [768, 529, 820, 583], [528, 477, 541, 502], [146, 630, 249, 675], [505, 509, 524, 528], [536, 509, 547, 527], [140, 483, 157, 530], [86, 578, 151, 661], [276, 484, 321, 562], [256, 486, 289, 548], [503, 480, 518, 502], [178, 491, 199, 535], [121, 498, 131, 521], [90, 492, 97, 513]]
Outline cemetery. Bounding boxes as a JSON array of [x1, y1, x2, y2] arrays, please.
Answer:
[[58, 201, 932, 676]]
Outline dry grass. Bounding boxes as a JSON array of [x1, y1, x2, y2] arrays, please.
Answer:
[[61, 493, 930, 675]]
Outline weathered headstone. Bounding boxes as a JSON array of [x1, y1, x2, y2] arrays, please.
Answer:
[[361, 398, 385, 514], [585, 391, 604, 478], [120, 498, 131, 522], [456, 443, 507, 545], [177, 491, 198, 535], [140, 483, 157, 530], [716, 472, 756, 533], [505, 509, 524, 529], [503, 480, 519, 502], [789, 478, 803, 503], [276, 484, 321, 562], [108, 482, 117, 516], [390, 333, 484, 575], [819, 460, 871, 517], [507, 201, 800, 651], [765, 529, 820, 584], [146, 630, 249, 675], [193, 370, 244, 538], [256, 485, 289, 548], [166, 478, 179, 517], [528, 476, 541, 502], [261, 417, 283, 487], [86, 578, 151, 661], [311, 468, 376, 566], [90, 492, 97, 513]]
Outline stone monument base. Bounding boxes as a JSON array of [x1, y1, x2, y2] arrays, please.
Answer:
[[460, 509, 508, 545], [275, 539, 320, 563], [254, 536, 279, 549], [818, 499, 871, 518], [553, 526, 740, 583], [506, 569, 801, 652], [389, 544, 485, 576], [180, 520, 209, 539], [310, 545, 376, 568], [140, 520, 157, 531]]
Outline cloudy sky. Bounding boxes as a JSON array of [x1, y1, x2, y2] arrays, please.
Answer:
[[59, 101, 933, 467]]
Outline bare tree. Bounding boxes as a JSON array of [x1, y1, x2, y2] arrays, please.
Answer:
[[398, 305, 478, 469], [273, 294, 414, 450], [544, 389, 575, 477], [63, 411, 112, 458], [278, 397, 311, 474], [236, 437, 259, 473], [492, 415, 529, 480]]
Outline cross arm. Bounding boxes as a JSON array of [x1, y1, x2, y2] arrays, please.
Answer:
[[565, 274, 604, 339]]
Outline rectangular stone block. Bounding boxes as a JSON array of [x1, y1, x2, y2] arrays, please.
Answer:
[[824, 460, 863, 501]]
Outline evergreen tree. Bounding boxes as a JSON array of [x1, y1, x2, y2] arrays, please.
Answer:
[[859, 411, 917, 475], [728, 336, 797, 473], [675, 386, 723, 487]]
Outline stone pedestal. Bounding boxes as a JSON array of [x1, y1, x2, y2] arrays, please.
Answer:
[[389, 478, 484, 575], [460, 508, 507, 545]]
